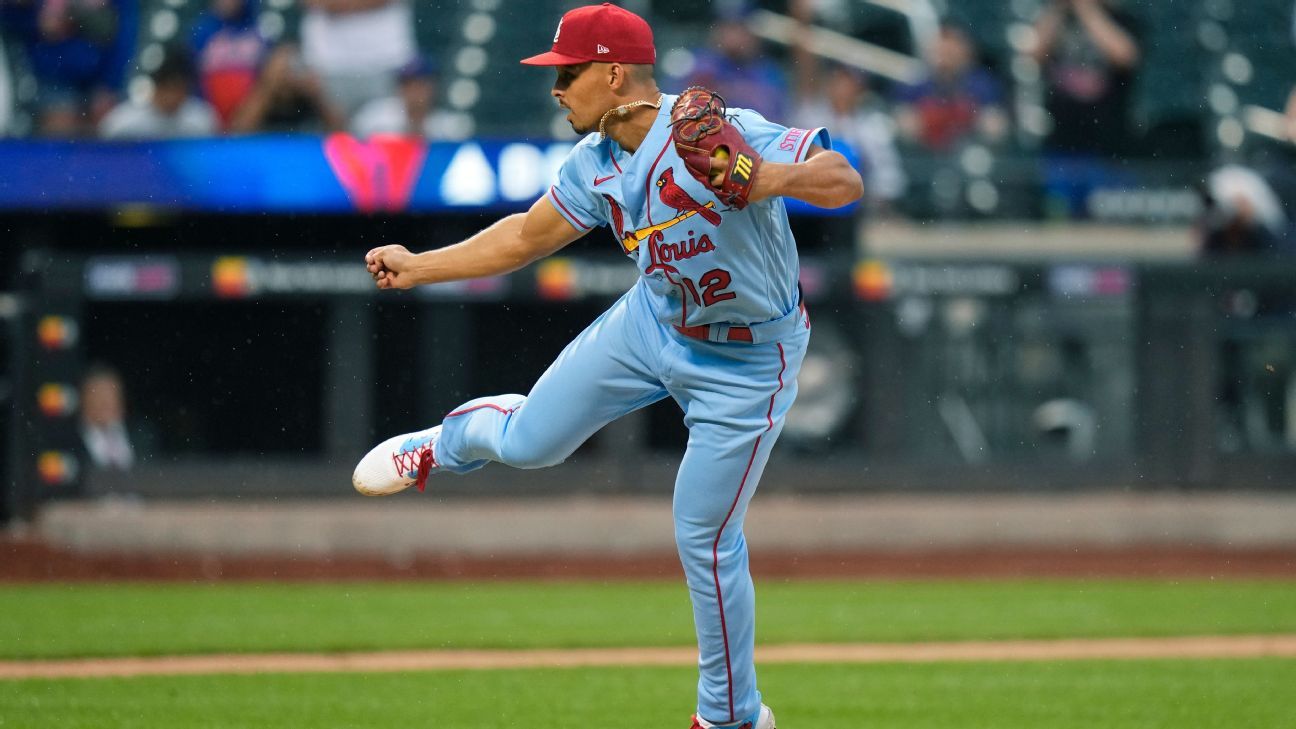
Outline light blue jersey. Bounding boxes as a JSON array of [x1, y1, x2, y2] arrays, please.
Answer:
[[548, 95, 829, 330]]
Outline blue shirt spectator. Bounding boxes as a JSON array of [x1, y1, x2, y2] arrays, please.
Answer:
[[2, 0, 138, 136], [679, 11, 788, 121]]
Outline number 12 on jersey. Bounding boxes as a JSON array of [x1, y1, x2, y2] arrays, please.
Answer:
[[679, 268, 736, 307]]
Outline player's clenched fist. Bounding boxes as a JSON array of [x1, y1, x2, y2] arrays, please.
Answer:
[[366, 244, 417, 289]]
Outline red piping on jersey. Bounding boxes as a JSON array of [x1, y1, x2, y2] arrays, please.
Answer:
[[711, 342, 787, 723], [608, 145, 623, 174], [549, 186, 590, 230], [643, 136, 673, 226], [446, 403, 519, 418], [794, 128, 817, 162]]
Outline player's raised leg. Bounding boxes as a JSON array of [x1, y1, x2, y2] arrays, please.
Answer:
[[668, 330, 807, 728], [354, 285, 669, 495]]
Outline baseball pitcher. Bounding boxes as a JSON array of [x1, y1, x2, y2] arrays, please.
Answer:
[[353, 4, 863, 727]]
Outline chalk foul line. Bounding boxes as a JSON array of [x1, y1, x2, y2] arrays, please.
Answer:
[[3, 635, 1296, 680]]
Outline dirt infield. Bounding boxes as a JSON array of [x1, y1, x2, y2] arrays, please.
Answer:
[[4, 536, 1296, 581], [3, 636, 1295, 680]]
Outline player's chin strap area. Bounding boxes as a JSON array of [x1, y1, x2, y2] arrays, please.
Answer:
[[674, 299, 810, 345], [598, 92, 665, 139]]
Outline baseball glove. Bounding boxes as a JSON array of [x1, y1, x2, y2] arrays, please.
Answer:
[[669, 86, 762, 210]]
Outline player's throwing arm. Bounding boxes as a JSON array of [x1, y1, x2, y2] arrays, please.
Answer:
[[365, 197, 587, 290]]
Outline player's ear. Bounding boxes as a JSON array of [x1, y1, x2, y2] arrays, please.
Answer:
[[607, 63, 626, 91]]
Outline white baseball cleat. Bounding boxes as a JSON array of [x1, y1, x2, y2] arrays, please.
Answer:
[[352, 425, 442, 496], [691, 704, 775, 729]]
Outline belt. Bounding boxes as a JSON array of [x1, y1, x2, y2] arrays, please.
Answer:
[[674, 322, 755, 342], [673, 300, 809, 344]]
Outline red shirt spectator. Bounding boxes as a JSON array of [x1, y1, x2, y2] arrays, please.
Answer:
[[190, 0, 268, 130]]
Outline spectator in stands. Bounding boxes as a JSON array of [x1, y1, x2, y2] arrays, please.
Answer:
[[99, 46, 216, 138], [891, 21, 1008, 152], [788, 0, 904, 212], [1, 0, 138, 137], [1198, 166, 1293, 257], [350, 55, 471, 139], [299, 0, 416, 117], [189, 0, 270, 131], [1032, 0, 1141, 157], [227, 43, 345, 133], [679, 4, 788, 121], [78, 365, 135, 470]]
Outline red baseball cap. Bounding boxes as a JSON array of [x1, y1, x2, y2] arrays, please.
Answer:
[[520, 3, 656, 66]]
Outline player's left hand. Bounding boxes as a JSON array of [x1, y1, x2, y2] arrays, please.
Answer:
[[709, 148, 729, 188]]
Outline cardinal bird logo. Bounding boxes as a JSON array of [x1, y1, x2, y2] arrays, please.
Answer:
[[603, 193, 626, 236], [656, 168, 722, 226], [603, 193, 635, 254]]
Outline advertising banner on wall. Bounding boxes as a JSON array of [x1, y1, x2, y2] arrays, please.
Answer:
[[0, 136, 859, 216]]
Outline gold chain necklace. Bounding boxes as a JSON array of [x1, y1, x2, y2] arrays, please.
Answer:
[[598, 93, 664, 140]]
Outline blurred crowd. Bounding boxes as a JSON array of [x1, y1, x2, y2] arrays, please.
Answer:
[[664, 0, 1294, 243], [0, 0, 1294, 238], [0, 0, 471, 139]]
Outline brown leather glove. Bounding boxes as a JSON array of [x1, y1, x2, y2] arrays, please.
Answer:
[[669, 87, 763, 210]]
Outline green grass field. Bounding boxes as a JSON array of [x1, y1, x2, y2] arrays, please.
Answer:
[[3, 660, 1294, 728], [3, 580, 1295, 659], [2, 579, 1295, 728]]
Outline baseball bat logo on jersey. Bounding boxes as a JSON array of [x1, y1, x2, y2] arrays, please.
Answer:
[[618, 205, 719, 256]]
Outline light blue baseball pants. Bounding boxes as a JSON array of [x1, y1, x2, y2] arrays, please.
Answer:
[[433, 281, 808, 726]]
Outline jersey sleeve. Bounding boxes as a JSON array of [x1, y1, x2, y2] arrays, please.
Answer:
[[548, 146, 607, 233], [729, 108, 832, 165]]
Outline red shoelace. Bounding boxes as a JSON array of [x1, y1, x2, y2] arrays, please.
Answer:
[[413, 445, 437, 492]]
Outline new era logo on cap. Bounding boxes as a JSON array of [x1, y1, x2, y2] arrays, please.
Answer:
[[521, 3, 655, 66]]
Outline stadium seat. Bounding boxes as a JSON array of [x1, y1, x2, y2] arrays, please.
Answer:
[[0, 11, 52, 135], [439, 0, 566, 136], [0, 27, 22, 135], [1221, 0, 1296, 109]]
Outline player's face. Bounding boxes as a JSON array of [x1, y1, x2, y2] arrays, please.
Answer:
[[552, 63, 602, 134]]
